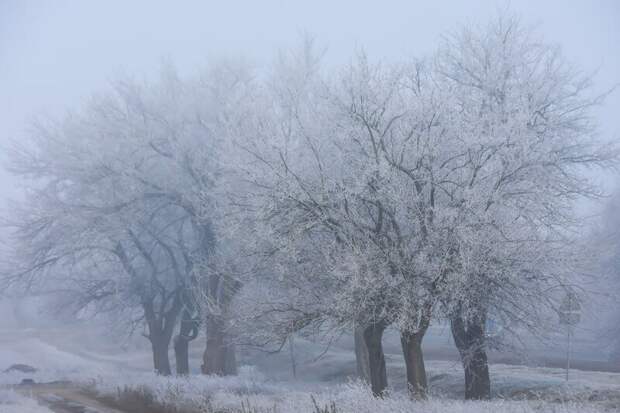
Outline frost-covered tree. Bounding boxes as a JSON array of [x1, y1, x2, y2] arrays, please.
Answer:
[[430, 15, 616, 399], [5, 118, 196, 375], [238, 41, 450, 397], [235, 43, 391, 395], [238, 17, 615, 399], [4, 14, 614, 400], [5, 62, 254, 376]]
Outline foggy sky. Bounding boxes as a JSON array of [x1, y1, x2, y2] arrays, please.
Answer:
[[1, 0, 619, 210]]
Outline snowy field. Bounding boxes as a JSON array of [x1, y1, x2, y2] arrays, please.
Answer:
[[2, 360, 619, 413], [2, 3, 620, 413], [0, 300, 618, 413]]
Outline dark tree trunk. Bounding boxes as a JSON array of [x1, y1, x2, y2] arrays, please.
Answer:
[[200, 263, 238, 376], [202, 315, 225, 375], [149, 315, 179, 376], [174, 309, 199, 375], [144, 293, 182, 377], [173, 336, 189, 375], [362, 322, 388, 397], [400, 332, 428, 399], [400, 304, 431, 399], [115, 243, 178, 376], [354, 325, 371, 383], [152, 334, 172, 376], [202, 315, 237, 375], [224, 342, 237, 375], [451, 310, 491, 400]]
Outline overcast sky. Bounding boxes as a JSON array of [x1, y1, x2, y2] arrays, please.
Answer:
[[1, 0, 619, 208]]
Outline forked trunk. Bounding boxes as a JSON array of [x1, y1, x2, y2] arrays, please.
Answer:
[[451, 311, 491, 400], [362, 322, 388, 397], [145, 297, 181, 376]]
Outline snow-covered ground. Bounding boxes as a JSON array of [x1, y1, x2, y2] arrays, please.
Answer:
[[0, 298, 618, 412], [0, 388, 53, 413]]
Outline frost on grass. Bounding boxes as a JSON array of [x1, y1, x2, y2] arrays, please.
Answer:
[[82, 366, 277, 411], [83, 367, 619, 413]]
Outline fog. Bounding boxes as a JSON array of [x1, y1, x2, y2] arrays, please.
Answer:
[[0, 1, 617, 213], [0, 2, 619, 412]]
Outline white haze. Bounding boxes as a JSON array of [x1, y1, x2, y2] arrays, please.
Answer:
[[1, 0, 619, 207], [0, 2, 619, 412]]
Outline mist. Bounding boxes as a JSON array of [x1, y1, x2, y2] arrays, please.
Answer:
[[1, 2, 619, 412]]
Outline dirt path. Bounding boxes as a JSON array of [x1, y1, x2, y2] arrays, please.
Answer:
[[13, 382, 125, 413]]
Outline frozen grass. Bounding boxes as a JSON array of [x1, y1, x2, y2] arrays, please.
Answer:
[[81, 369, 619, 413], [1, 315, 618, 412], [1, 336, 618, 412]]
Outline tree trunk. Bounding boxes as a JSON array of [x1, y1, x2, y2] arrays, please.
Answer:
[[224, 342, 237, 375], [400, 303, 431, 399], [451, 311, 491, 400], [173, 336, 189, 375], [400, 332, 428, 399], [362, 322, 388, 397], [174, 309, 199, 375], [144, 298, 181, 377], [117, 244, 179, 377], [202, 315, 225, 375], [200, 264, 238, 376], [354, 325, 371, 383], [202, 315, 238, 375], [151, 333, 172, 376]]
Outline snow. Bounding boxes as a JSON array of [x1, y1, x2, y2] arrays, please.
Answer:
[[0, 388, 53, 413], [0, 333, 113, 387], [82, 374, 619, 413], [2, 334, 617, 412], [0, 302, 618, 412], [0, 9, 618, 413]]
